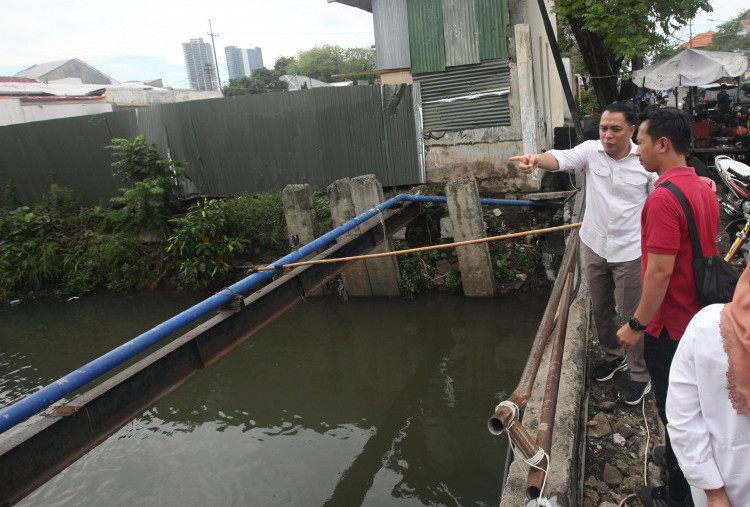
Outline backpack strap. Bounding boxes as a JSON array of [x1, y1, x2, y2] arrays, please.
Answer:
[[658, 180, 704, 260]]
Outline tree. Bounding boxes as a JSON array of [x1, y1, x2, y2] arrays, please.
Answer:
[[274, 56, 297, 75], [342, 47, 377, 82], [293, 45, 376, 83], [222, 69, 288, 96], [708, 8, 750, 52], [554, 0, 711, 107]]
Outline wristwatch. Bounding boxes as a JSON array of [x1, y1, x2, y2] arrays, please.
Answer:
[[628, 317, 647, 331]]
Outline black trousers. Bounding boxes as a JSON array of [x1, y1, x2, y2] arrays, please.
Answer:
[[644, 328, 690, 502]]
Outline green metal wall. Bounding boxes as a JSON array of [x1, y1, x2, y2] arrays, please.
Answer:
[[0, 85, 420, 207], [442, 0, 480, 67], [477, 0, 510, 60], [407, 0, 446, 74], [407, 0, 511, 74]]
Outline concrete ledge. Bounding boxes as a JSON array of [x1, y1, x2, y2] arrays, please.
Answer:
[[499, 249, 590, 506]]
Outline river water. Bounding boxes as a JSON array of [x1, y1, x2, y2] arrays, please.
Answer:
[[0, 291, 548, 506]]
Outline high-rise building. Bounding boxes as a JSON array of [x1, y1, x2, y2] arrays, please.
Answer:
[[225, 46, 264, 80], [182, 38, 219, 91]]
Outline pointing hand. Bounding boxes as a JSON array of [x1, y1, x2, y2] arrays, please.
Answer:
[[509, 154, 539, 174]]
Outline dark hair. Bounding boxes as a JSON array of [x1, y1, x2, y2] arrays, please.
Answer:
[[720, 83, 727, 89], [639, 106, 691, 154], [603, 102, 636, 126]]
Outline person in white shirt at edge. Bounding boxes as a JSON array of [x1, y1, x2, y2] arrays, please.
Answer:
[[510, 103, 658, 405], [667, 265, 750, 507]]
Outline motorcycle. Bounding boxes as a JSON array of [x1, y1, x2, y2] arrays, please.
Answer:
[[714, 155, 750, 265]]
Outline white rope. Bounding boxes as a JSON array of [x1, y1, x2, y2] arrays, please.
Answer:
[[505, 430, 550, 505], [494, 400, 519, 430], [617, 391, 651, 507]]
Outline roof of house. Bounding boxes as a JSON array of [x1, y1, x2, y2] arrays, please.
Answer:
[[739, 19, 750, 35], [681, 30, 716, 48], [280, 74, 330, 91], [14, 58, 119, 85], [0, 77, 39, 83], [0, 81, 107, 98], [327, 0, 372, 13]]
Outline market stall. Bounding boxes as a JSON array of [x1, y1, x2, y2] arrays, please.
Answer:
[[632, 48, 750, 164]]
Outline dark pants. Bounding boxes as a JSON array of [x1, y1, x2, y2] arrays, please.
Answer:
[[644, 329, 690, 503]]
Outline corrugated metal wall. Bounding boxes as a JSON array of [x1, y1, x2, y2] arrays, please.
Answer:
[[415, 60, 511, 131], [373, 0, 411, 70], [0, 85, 421, 207], [476, 0, 510, 60], [0, 111, 136, 207], [442, 0, 480, 67], [407, 0, 446, 74], [405, 0, 511, 74]]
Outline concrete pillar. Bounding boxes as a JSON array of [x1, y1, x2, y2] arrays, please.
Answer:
[[514, 23, 542, 192], [445, 176, 496, 297], [327, 178, 373, 297], [281, 184, 316, 250], [350, 175, 400, 297]]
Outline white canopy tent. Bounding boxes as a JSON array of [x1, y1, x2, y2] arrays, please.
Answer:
[[632, 48, 748, 90]]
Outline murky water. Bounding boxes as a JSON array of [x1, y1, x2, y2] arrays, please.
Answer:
[[0, 291, 548, 506]]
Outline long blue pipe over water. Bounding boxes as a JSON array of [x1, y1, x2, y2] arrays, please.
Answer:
[[0, 194, 557, 434]]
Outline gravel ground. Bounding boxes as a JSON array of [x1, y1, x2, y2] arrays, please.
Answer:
[[583, 330, 664, 507]]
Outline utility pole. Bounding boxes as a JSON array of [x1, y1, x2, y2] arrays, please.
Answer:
[[208, 19, 222, 91]]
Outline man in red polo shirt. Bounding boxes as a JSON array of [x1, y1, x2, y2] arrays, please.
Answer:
[[616, 107, 719, 507]]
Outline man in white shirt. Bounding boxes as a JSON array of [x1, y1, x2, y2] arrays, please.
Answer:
[[511, 103, 657, 404]]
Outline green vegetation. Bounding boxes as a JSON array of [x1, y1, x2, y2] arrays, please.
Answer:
[[575, 88, 599, 116], [0, 136, 296, 302], [555, 0, 710, 106], [223, 69, 289, 96], [107, 135, 184, 232], [0, 184, 155, 300], [167, 200, 248, 288], [1, 135, 552, 303], [492, 252, 516, 281], [276, 45, 376, 84]]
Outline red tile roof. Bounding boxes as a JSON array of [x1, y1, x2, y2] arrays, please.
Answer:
[[682, 30, 716, 48]]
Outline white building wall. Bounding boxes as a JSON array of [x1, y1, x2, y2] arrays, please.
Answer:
[[524, 0, 565, 150], [0, 89, 222, 126], [0, 100, 113, 126]]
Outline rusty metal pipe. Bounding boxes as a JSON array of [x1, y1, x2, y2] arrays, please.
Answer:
[[527, 270, 575, 498], [488, 232, 579, 434]]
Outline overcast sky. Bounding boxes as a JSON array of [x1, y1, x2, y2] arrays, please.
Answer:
[[0, 0, 374, 88], [0, 0, 742, 89]]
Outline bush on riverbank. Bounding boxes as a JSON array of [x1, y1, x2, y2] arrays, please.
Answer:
[[1, 135, 555, 303]]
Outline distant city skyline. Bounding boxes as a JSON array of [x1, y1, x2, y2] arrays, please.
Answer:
[[225, 46, 264, 80]]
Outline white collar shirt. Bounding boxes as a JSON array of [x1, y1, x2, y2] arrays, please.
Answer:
[[547, 140, 656, 262], [667, 304, 750, 507]]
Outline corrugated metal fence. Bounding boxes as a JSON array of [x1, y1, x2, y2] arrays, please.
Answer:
[[0, 85, 421, 207]]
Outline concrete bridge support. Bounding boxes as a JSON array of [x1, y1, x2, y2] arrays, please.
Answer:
[[327, 176, 400, 297], [349, 175, 400, 297], [445, 176, 496, 297], [282, 183, 322, 296], [282, 184, 316, 250]]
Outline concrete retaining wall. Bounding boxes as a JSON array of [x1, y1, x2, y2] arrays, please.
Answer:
[[499, 205, 589, 506]]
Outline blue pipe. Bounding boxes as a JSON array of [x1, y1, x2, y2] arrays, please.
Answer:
[[0, 194, 558, 434]]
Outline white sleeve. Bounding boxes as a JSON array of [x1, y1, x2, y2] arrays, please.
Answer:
[[546, 141, 593, 173], [666, 311, 725, 491]]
